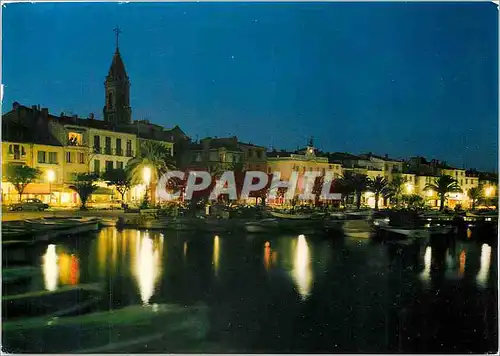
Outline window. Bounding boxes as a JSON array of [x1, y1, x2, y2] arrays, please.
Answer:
[[466, 179, 468, 184], [94, 160, 100, 173], [10, 144, 24, 159], [455, 171, 458, 176], [49, 152, 58, 164], [232, 155, 236, 163], [37, 151, 46, 163], [260, 151, 265, 159], [117, 161, 124, 170], [68, 132, 82, 146], [116, 138, 122, 155], [107, 92, 113, 109], [66, 152, 72, 163], [248, 149, 253, 158], [105, 160, 114, 172], [78, 152, 85, 164], [126, 140, 133, 157], [105, 137, 112, 154], [460, 179, 463, 185], [94, 135, 100, 148]]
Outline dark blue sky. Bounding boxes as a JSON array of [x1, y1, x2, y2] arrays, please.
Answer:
[[3, 2, 498, 171]]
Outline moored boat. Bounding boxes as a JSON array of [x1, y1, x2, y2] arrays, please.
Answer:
[[244, 218, 279, 233], [2, 217, 100, 242], [269, 211, 312, 220]]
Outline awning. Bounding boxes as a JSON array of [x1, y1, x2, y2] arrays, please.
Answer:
[[23, 183, 63, 194], [93, 187, 114, 195]]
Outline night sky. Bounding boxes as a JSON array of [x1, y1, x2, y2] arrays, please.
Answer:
[[2, 2, 498, 171]]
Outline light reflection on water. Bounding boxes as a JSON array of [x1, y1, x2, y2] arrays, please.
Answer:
[[42, 244, 81, 291], [133, 232, 162, 305], [94, 228, 164, 305], [477, 243, 492, 288], [291, 234, 313, 301], [420, 246, 432, 285], [42, 244, 58, 291], [213, 235, 220, 277]]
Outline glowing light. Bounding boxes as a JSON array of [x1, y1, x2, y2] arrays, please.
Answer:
[[292, 234, 313, 300], [264, 241, 271, 271], [183, 241, 188, 258], [426, 189, 434, 197], [134, 234, 161, 305], [420, 246, 432, 284], [405, 183, 414, 194], [476, 244, 492, 288], [484, 186, 494, 197], [459, 250, 466, 276], [42, 244, 59, 291], [143, 166, 152, 186], [47, 170, 55, 183], [467, 228, 472, 239], [213, 235, 220, 277]]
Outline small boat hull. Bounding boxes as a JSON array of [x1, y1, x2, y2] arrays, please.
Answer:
[[270, 211, 311, 220]]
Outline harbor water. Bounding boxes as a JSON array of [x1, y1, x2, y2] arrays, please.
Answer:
[[2, 227, 498, 353]]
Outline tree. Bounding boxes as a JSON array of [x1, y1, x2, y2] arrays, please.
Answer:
[[424, 175, 461, 211], [402, 194, 426, 211], [69, 173, 99, 210], [388, 175, 407, 207], [5, 165, 41, 202], [127, 141, 176, 184], [468, 186, 483, 210], [102, 168, 131, 202], [340, 172, 369, 209], [126, 141, 176, 205], [368, 176, 390, 210]]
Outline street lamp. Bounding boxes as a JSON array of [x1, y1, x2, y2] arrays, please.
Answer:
[[47, 170, 55, 204], [484, 186, 494, 197], [143, 166, 152, 204]]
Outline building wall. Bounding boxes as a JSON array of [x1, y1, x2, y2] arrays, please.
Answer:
[[90, 128, 138, 174]]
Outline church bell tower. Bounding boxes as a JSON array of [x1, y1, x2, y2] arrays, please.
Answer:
[[103, 26, 131, 125]]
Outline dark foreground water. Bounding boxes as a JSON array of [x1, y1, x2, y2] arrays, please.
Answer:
[[2, 228, 498, 353]]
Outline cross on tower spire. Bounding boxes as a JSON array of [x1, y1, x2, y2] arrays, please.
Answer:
[[113, 25, 122, 51]]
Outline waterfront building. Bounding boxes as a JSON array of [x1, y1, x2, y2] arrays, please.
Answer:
[[266, 140, 341, 204], [1, 107, 64, 204], [186, 136, 245, 174]]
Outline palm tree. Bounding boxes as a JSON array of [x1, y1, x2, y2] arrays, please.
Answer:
[[126, 141, 176, 205], [340, 172, 369, 209], [468, 186, 483, 210], [424, 175, 461, 211], [69, 173, 99, 210], [333, 177, 353, 208], [368, 176, 390, 210], [388, 175, 407, 207]]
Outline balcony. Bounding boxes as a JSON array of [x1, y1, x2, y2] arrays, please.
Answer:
[[126, 150, 134, 157], [93, 146, 102, 154], [104, 147, 112, 155], [8, 152, 26, 161], [116, 148, 123, 156]]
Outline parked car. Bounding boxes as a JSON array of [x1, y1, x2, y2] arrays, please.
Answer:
[[9, 199, 49, 211]]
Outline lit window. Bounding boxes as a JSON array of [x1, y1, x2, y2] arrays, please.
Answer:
[[68, 132, 82, 146]]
